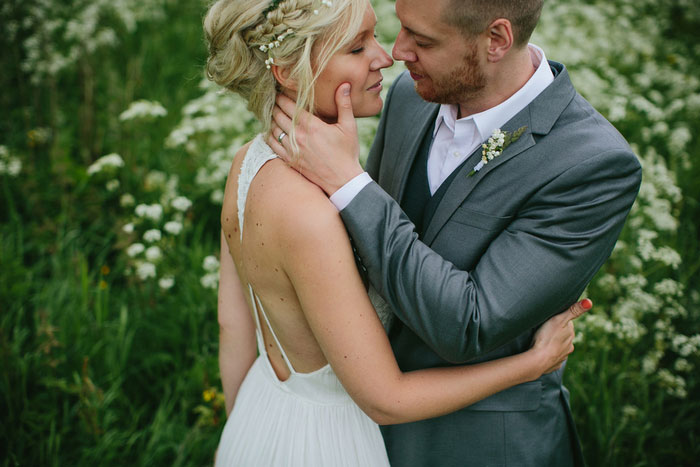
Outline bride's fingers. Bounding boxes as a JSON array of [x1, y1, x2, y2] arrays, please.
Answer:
[[559, 299, 592, 327]]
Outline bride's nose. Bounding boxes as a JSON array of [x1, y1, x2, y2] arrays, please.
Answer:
[[370, 40, 394, 70]]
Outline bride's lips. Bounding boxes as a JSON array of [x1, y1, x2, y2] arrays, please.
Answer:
[[366, 79, 383, 91]]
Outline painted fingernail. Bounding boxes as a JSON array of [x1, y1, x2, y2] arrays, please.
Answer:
[[581, 298, 592, 310]]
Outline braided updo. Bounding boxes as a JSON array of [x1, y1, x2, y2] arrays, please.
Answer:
[[204, 0, 366, 137]]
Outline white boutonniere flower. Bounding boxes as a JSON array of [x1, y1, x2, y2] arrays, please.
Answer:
[[468, 126, 527, 177]]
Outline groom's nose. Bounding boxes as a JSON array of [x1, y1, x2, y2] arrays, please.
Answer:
[[392, 28, 417, 63]]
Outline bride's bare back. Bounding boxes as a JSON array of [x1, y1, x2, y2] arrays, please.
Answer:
[[221, 141, 351, 380]]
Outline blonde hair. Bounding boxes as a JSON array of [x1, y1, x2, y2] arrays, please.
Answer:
[[204, 0, 366, 147]]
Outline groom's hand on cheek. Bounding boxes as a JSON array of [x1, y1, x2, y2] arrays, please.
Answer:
[[268, 83, 364, 197]]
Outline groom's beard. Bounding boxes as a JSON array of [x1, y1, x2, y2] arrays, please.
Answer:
[[412, 44, 486, 105]]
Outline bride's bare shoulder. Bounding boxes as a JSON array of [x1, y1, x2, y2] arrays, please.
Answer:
[[256, 159, 345, 241]]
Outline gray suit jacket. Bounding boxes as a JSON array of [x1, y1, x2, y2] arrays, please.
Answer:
[[341, 63, 641, 466]]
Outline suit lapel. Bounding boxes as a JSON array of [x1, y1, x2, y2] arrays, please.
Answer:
[[386, 100, 439, 202], [421, 61, 577, 245]]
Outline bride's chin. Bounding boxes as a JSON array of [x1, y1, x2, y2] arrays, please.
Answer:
[[355, 100, 384, 118]]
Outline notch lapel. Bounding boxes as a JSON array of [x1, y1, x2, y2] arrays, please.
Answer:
[[421, 61, 577, 245]]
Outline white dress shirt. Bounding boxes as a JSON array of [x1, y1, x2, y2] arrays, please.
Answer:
[[330, 44, 554, 210]]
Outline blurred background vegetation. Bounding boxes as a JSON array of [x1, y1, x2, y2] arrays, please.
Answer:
[[1, 0, 698, 465]]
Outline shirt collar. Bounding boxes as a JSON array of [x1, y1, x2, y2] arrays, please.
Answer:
[[433, 44, 554, 140]]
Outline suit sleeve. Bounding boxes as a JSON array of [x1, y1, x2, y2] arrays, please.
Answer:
[[341, 148, 641, 363]]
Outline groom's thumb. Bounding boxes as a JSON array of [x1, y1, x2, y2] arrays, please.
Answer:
[[335, 83, 356, 132]]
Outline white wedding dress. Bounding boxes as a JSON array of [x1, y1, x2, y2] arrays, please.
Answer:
[[215, 135, 391, 466]]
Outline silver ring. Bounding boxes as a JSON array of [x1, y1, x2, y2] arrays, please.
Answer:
[[277, 131, 287, 144]]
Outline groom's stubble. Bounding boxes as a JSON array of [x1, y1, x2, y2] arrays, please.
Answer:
[[411, 41, 487, 108]]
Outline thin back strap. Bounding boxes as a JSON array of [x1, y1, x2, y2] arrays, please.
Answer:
[[248, 285, 266, 357], [248, 284, 296, 374]]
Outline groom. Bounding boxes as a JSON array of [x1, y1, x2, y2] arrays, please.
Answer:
[[270, 0, 641, 465]]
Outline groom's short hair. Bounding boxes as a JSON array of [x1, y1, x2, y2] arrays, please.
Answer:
[[442, 0, 543, 47]]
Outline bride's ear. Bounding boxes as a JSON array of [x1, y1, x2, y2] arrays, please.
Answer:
[[271, 65, 297, 91]]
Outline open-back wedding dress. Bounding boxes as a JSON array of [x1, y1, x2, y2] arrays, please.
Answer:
[[214, 135, 391, 466]]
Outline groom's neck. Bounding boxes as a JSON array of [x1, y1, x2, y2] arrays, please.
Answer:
[[458, 47, 536, 118]]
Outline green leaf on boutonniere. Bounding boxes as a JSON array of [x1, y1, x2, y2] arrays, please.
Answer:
[[468, 126, 528, 177]]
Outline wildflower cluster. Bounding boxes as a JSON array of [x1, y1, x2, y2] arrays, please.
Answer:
[[0, 145, 22, 177], [86, 153, 125, 192], [119, 100, 168, 122], [4, 0, 167, 85], [200, 255, 220, 290], [120, 172, 192, 288], [533, 0, 700, 403]]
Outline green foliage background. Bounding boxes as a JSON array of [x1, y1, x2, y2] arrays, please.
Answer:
[[1, 0, 699, 465]]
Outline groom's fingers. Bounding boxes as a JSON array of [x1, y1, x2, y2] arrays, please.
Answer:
[[266, 126, 290, 162], [334, 83, 356, 133], [272, 103, 294, 137], [275, 93, 297, 119]]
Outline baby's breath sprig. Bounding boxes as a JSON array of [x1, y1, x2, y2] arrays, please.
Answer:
[[258, 0, 333, 69], [468, 126, 527, 177]]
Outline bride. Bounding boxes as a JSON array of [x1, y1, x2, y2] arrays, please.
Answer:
[[204, 0, 590, 464]]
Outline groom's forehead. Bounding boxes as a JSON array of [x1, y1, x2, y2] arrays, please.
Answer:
[[396, 0, 452, 31]]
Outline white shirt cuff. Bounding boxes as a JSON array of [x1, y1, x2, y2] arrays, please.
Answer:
[[329, 172, 372, 211]]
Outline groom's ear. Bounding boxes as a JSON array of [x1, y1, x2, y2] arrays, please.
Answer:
[[271, 65, 298, 91], [485, 18, 513, 63]]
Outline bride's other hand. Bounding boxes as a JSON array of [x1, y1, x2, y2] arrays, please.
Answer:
[[531, 299, 592, 375], [267, 84, 364, 196]]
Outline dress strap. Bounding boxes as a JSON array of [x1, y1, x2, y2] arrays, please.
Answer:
[[248, 284, 297, 374]]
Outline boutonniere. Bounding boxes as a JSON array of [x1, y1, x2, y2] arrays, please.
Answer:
[[468, 126, 527, 176]]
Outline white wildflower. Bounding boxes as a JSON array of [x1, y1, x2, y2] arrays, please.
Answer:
[[200, 272, 219, 289], [653, 279, 683, 298], [210, 188, 224, 204], [119, 100, 167, 121], [105, 179, 120, 191], [203, 255, 220, 272], [87, 153, 124, 176], [621, 405, 639, 421], [143, 229, 162, 243], [145, 170, 167, 189], [120, 193, 135, 207], [145, 246, 162, 261], [122, 223, 135, 234], [674, 358, 692, 373], [136, 262, 157, 280], [126, 243, 145, 257], [164, 220, 183, 235], [657, 369, 687, 398], [159, 277, 175, 290], [171, 196, 192, 212], [135, 203, 163, 221]]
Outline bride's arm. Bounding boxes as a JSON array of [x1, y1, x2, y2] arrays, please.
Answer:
[[218, 230, 257, 416], [280, 198, 586, 425]]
